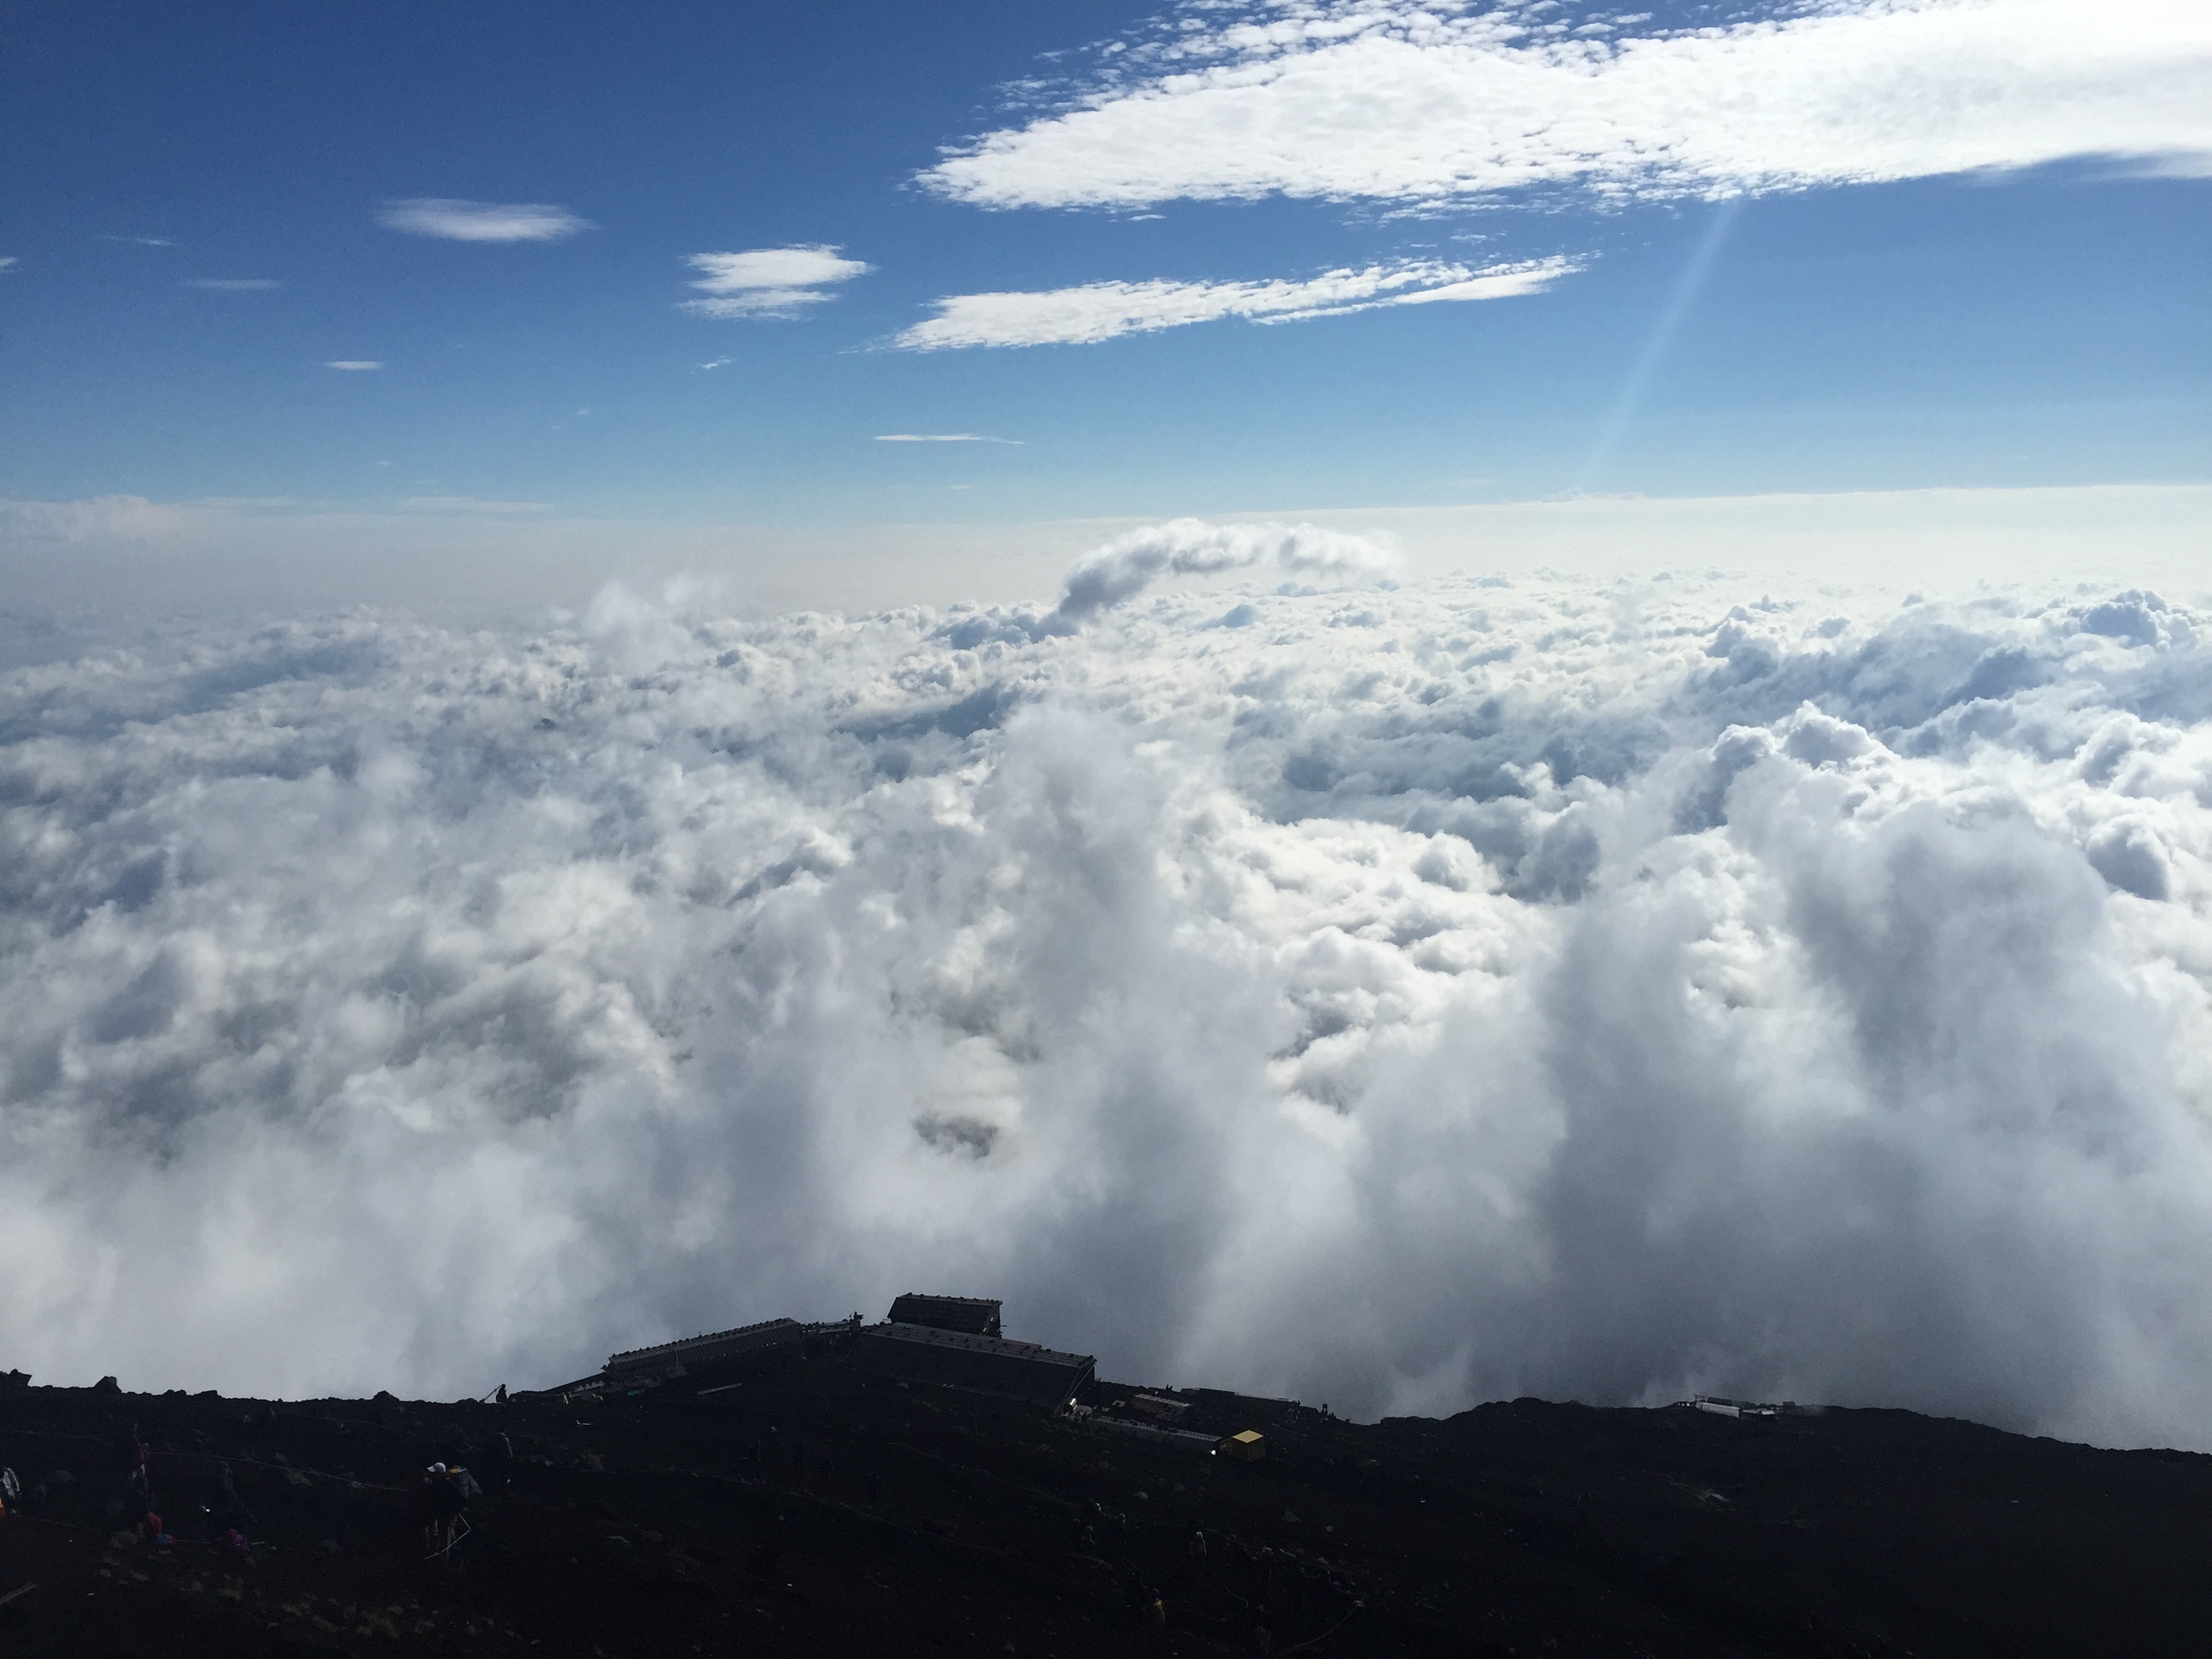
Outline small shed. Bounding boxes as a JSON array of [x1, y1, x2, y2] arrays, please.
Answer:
[[1220, 1429, 1267, 1462]]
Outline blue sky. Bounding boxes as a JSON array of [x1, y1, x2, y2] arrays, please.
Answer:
[[3, 0, 2207, 539]]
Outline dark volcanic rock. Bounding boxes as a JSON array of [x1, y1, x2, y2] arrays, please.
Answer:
[[3, 1338, 2210, 1657]]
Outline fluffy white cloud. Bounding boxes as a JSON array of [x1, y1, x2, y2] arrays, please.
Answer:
[[893, 257, 1576, 349], [325, 360, 382, 371], [919, 0, 2212, 210], [682, 246, 872, 319], [1046, 517, 1396, 626], [377, 199, 592, 242], [4, 552, 2212, 1448]]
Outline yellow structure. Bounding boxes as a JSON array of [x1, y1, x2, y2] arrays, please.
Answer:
[[1220, 1429, 1266, 1462]]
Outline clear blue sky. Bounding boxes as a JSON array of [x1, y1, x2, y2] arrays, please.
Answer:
[[3, 0, 2207, 531]]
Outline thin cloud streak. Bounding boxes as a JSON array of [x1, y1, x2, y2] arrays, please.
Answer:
[[398, 497, 556, 514], [325, 361, 382, 371], [893, 257, 1578, 350], [378, 199, 592, 242], [874, 434, 1025, 444], [919, 0, 2212, 211], [186, 279, 281, 291]]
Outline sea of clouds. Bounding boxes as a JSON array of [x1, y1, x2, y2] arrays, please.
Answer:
[[4, 527, 2211, 1446]]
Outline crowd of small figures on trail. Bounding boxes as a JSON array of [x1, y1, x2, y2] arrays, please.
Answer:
[[7, 1330, 2212, 1658]]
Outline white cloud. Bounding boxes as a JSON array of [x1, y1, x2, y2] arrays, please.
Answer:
[[377, 199, 592, 242], [0, 258, 16, 272], [7, 555, 2212, 1446], [893, 256, 1576, 349], [5, 567, 2212, 1448], [325, 360, 382, 371], [1046, 516, 1397, 626], [919, 0, 2212, 210], [682, 246, 872, 319], [698, 356, 733, 371], [874, 433, 1024, 444], [186, 278, 279, 291]]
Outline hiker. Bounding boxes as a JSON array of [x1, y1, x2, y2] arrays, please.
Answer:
[[119, 1423, 152, 1506], [417, 1462, 468, 1559], [204, 1462, 253, 1538]]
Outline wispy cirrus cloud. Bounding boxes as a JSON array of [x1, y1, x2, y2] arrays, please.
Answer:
[[377, 199, 592, 242], [919, 0, 2212, 211], [0, 258, 16, 273], [874, 433, 1024, 444], [186, 278, 279, 291], [892, 255, 1576, 350], [325, 360, 382, 371], [681, 246, 872, 319]]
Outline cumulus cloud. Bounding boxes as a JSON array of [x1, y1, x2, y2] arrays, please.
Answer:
[[3, 568, 2212, 1449], [377, 199, 593, 242], [186, 278, 279, 291], [325, 360, 382, 371], [893, 257, 1576, 349], [918, 0, 2212, 210], [1046, 517, 1397, 626], [682, 246, 872, 319]]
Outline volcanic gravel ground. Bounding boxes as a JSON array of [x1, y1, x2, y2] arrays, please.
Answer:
[[5, 1336, 2212, 1658]]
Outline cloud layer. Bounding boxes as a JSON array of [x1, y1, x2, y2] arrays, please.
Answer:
[[893, 257, 1575, 348], [920, 0, 2212, 210], [4, 552, 2212, 1447], [683, 246, 872, 319]]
